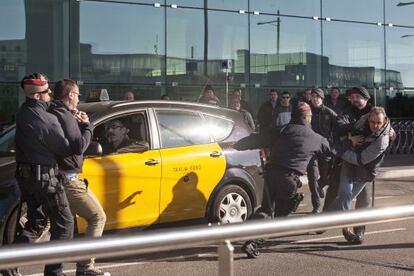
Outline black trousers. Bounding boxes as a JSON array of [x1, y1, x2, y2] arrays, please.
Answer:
[[267, 167, 302, 217], [16, 174, 74, 276]]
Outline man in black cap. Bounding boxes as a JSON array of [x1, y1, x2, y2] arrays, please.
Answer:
[[307, 88, 337, 213], [324, 86, 372, 243], [12, 73, 74, 276], [235, 102, 331, 258]]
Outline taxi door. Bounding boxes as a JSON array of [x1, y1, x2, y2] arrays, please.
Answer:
[[155, 109, 226, 223], [79, 113, 161, 231]]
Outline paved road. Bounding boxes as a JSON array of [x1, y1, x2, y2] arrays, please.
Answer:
[[18, 155, 414, 276]]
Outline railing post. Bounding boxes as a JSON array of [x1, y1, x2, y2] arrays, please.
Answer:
[[218, 240, 234, 276]]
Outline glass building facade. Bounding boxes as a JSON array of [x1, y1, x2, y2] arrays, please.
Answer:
[[1, 0, 414, 126]]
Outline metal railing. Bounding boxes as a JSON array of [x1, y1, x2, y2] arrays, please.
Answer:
[[390, 119, 414, 154], [0, 205, 413, 276]]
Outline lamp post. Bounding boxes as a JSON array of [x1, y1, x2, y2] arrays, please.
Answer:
[[257, 10, 281, 70]]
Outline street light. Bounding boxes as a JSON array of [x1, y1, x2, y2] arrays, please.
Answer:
[[257, 10, 281, 69], [401, 34, 414, 38], [397, 2, 414, 6]]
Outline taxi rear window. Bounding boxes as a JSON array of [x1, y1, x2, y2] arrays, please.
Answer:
[[204, 114, 234, 142]]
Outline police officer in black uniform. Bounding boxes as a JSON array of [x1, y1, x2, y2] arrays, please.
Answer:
[[235, 102, 331, 258], [14, 73, 74, 276]]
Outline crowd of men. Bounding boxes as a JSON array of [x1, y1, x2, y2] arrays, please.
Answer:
[[2, 78, 392, 274], [231, 86, 392, 258]]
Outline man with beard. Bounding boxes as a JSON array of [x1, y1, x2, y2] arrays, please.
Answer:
[[308, 88, 337, 213], [324, 86, 372, 242]]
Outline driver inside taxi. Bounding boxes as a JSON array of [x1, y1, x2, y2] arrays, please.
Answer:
[[102, 119, 132, 154]]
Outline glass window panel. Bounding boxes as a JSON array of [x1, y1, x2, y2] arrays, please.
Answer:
[[79, 84, 163, 103], [208, 0, 247, 11], [207, 11, 248, 86], [386, 27, 414, 89], [0, 84, 19, 126], [250, 0, 320, 17], [0, 0, 69, 82], [323, 21, 385, 88], [250, 15, 322, 88], [166, 8, 205, 85], [72, 1, 165, 84], [385, 0, 414, 27], [167, 0, 247, 10], [156, 110, 210, 148], [166, 1, 202, 8], [322, 0, 383, 22]]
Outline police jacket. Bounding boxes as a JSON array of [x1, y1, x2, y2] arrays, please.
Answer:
[[269, 117, 331, 175], [257, 100, 277, 131], [335, 104, 372, 137], [48, 100, 94, 174], [15, 98, 72, 166], [336, 114, 390, 182], [310, 104, 337, 144]]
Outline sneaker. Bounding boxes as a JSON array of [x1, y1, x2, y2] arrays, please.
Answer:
[[241, 240, 260, 259], [76, 268, 110, 276]]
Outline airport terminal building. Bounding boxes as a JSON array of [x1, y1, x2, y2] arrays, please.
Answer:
[[1, 0, 414, 126]]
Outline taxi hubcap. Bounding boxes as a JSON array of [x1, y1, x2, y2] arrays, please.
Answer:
[[219, 192, 248, 224]]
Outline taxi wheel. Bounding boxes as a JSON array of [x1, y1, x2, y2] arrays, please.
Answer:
[[211, 185, 252, 224], [3, 206, 20, 244]]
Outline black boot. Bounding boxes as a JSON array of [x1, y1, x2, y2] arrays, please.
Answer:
[[241, 240, 260, 258], [342, 228, 357, 243], [353, 226, 365, 244]]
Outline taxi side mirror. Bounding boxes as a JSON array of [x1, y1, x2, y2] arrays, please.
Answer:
[[84, 141, 103, 157], [116, 141, 149, 154]]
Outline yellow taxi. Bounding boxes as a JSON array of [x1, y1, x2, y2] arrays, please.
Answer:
[[0, 100, 265, 237]]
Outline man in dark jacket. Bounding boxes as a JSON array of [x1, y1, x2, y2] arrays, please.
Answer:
[[13, 73, 74, 276], [48, 79, 109, 276], [324, 86, 376, 244], [324, 87, 347, 115], [235, 102, 331, 258], [325, 87, 373, 210], [257, 89, 278, 132], [328, 107, 390, 244], [307, 88, 337, 213]]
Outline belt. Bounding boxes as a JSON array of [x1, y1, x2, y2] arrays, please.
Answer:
[[60, 173, 78, 184], [16, 163, 58, 180]]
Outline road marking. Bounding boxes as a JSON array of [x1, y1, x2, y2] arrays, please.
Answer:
[[292, 228, 406, 243]]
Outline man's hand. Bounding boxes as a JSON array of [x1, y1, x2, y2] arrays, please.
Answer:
[[73, 110, 90, 124], [348, 134, 364, 148]]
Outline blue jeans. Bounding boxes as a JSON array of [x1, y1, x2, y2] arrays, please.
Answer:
[[328, 162, 369, 211]]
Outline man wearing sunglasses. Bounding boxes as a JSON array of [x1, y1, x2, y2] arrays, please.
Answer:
[[10, 73, 74, 276]]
